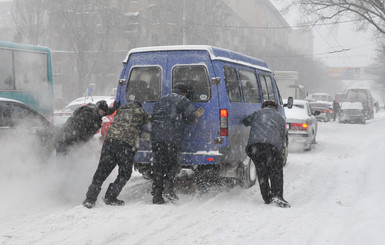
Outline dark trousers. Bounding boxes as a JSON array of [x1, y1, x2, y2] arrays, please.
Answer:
[[86, 138, 134, 201], [247, 143, 284, 203], [151, 142, 181, 195]]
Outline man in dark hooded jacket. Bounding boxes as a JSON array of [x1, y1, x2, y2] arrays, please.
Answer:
[[151, 83, 204, 204], [55, 100, 117, 156], [243, 100, 290, 208], [82, 100, 151, 208]]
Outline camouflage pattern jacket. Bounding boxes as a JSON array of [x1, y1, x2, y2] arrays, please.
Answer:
[[106, 102, 151, 149]]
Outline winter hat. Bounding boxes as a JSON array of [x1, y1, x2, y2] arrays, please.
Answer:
[[96, 100, 108, 111], [262, 100, 278, 110], [174, 83, 194, 100]]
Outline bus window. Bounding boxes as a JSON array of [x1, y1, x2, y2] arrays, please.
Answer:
[[0, 41, 53, 116], [239, 69, 260, 103], [14, 50, 49, 91], [0, 49, 14, 90], [223, 66, 241, 102], [172, 65, 210, 102], [126, 66, 162, 102]]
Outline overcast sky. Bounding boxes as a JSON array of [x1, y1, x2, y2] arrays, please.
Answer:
[[271, 0, 378, 67]]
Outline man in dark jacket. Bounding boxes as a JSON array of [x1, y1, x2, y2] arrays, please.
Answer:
[[82, 100, 151, 208], [151, 83, 204, 204], [243, 100, 290, 208], [55, 100, 116, 156], [332, 99, 341, 121]]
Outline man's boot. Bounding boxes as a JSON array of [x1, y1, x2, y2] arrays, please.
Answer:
[[82, 184, 101, 209], [152, 179, 165, 204], [104, 183, 125, 206], [164, 179, 179, 201]]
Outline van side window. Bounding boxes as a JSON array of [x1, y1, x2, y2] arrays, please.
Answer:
[[273, 78, 283, 105], [223, 66, 241, 102], [259, 74, 275, 101], [239, 69, 260, 103], [127, 66, 161, 102], [172, 65, 210, 102], [265, 76, 276, 100]]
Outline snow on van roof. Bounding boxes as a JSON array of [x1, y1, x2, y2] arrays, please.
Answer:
[[123, 45, 271, 72]]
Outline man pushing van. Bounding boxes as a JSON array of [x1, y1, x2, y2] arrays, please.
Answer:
[[243, 100, 290, 208], [151, 83, 204, 204]]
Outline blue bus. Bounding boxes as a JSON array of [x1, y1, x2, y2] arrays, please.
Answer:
[[0, 41, 53, 116]]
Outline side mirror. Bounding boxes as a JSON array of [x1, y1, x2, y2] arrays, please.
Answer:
[[285, 97, 294, 109]]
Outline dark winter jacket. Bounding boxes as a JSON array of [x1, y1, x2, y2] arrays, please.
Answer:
[[56, 103, 112, 146], [151, 92, 197, 146], [106, 102, 151, 149], [243, 106, 287, 154]]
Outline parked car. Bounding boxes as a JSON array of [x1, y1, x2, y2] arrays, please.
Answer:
[[309, 101, 333, 122], [284, 99, 319, 151], [306, 93, 333, 103], [339, 102, 366, 124], [51, 95, 115, 137], [0, 97, 56, 159]]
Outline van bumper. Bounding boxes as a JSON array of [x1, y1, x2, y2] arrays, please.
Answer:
[[133, 150, 223, 165]]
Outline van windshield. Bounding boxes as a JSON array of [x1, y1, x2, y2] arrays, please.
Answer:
[[172, 65, 210, 102], [126, 66, 161, 102]]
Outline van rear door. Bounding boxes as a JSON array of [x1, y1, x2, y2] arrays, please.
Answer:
[[166, 50, 220, 163]]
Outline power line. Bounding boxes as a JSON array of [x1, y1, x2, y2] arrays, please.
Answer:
[[181, 18, 360, 30]]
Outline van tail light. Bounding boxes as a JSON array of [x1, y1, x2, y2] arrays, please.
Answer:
[[291, 123, 308, 130], [220, 109, 228, 136]]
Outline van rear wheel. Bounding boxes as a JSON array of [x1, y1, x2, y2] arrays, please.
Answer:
[[241, 158, 256, 188]]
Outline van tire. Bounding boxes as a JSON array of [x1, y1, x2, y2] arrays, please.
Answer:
[[241, 158, 256, 188]]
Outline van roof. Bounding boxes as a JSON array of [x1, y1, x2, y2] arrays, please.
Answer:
[[123, 45, 271, 72]]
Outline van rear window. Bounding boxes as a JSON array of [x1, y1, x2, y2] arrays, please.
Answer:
[[126, 66, 161, 102], [172, 65, 210, 102]]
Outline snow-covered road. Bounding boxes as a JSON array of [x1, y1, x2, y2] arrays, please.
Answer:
[[1, 112, 385, 245]]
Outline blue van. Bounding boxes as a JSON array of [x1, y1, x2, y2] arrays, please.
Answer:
[[115, 45, 289, 187]]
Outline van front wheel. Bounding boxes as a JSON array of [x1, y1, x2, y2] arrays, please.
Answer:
[[241, 158, 257, 188]]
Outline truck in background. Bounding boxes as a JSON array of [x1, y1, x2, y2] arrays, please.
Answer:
[[273, 71, 306, 100]]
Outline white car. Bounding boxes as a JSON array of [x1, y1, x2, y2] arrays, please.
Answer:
[[284, 99, 319, 151], [339, 102, 366, 124], [51, 96, 116, 127]]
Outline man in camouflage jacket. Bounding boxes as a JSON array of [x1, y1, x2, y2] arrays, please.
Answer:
[[83, 100, 151, 208]]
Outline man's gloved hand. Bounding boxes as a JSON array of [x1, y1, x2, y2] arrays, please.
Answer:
[[195, 107, 205, 118]]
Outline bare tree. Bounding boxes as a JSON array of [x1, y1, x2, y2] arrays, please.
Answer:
[[289, 0, 385, 35], [12, 0, 49, 45], [46, 0, 117, 96]]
